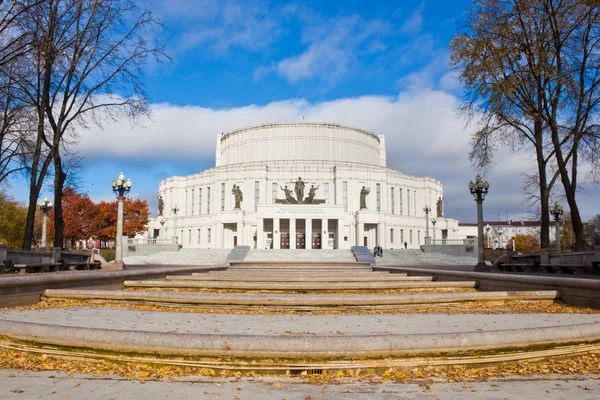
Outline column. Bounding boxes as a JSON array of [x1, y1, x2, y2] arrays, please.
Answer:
[[290, 218, 296, 249], [378, 222, 386, 249], [357, 222, 364, 247], [217, 223, 224, 249], [237, 222, 244, 246], [321, 218, 328, 249], [257, 218, 264, 249], [337, 219, 343, 249], [273, 218, 281, 249], [305, 219, 312, 250]]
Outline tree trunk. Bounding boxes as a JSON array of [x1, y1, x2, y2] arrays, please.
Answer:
[[534, 120, 550, 249], [52, 153, 66, 249], [22, 109, 52, 250]]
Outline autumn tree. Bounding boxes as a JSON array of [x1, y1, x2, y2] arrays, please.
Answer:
[[0, 190, 27, 248], [47, 187, 96, 248], [451, 0, 600, 250], [90, 198, 149, 247], [510, 233, 541, 253], [13, 0, 167, 250], [584, 214, 600, 247]]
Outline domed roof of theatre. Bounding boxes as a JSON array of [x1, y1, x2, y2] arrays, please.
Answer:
[[221, 122, 380, 141]]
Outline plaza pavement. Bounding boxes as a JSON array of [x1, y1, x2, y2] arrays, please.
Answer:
[[0, 370, 599, 399]]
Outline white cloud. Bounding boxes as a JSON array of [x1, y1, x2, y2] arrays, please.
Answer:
[[57, 87, 600, 222], [271, 15, 390, 83], [162, 0, 282, 54], [400, 3, 424, 35]]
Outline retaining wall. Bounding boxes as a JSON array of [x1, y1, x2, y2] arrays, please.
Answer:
[[0, 265, 226, 307]]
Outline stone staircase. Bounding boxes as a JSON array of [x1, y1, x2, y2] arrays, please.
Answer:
[[374, 249, 478, 266], [243, 249, 357, 263], [123, 249, 230, 266]]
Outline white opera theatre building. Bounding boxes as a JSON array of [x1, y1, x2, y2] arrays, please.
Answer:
[[147, 123, 460, 250]]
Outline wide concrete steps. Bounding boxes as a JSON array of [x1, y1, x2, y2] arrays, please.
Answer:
[[124, 249, 230, 266], [124, 279, 466, 291], [44, 288, 559, 307], [243, 249, 358, 263], [228, 261, 372, 270], [375, 250, 477, 266], [185, 273, 409, 282]]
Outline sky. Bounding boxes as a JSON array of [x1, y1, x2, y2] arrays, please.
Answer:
[[5, 0, 600, 223]]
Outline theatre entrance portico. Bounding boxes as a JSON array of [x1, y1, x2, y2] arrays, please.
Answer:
[[256, 204, 345, 250]]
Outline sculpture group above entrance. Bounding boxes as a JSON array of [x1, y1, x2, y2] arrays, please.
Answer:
[[277, 177, 326, 204]]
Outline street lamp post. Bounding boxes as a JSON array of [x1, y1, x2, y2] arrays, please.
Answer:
[[38, 197, 53, 248], [171, 206, 179, 245], [423, 205, 431, 244], [469, 175, 490, 271], [549, 202, 564, 251], [111, 172, 132, 263], [431, 218, 437, 243]]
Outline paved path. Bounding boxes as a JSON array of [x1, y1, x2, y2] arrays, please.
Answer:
[[0, 370, 598, 399], [2, 307, 599, 335]]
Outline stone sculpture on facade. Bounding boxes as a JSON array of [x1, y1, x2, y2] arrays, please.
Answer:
[[437, 196, 443, 217], [279, 185, 298, 204], [304, 184, 320, 204], [360, 186, 370, 209], [294, 177, 306, 203], [157, 195, 164, 216], [232, 184, 243, 209]]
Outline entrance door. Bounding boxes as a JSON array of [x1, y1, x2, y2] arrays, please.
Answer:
[[363, 237, 367, 247], [312, 233, 321, 249], [296, 233, 305, 249], [280, 233, 290, 249], [233, 236, 238, 247]]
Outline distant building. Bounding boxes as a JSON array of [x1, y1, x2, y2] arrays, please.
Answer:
[[146, 123, 460, 250], [458, 220, 558, 249]]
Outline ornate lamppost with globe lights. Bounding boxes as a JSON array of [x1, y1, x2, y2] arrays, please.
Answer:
[[431, 217, 437, 243], [549, 202, 564, 251], [469, 175, 490, 271], [38, 197, 53, 248], [423, 205, 431, 244], [111, 172, 132, 263]]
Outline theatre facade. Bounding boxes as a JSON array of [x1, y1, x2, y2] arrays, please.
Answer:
[[147, 123, 460, 250]]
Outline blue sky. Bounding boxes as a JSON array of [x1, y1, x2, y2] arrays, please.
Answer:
[[5, 0, 600, 223]]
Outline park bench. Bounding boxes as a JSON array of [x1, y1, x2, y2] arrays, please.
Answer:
[[1, 260, 13, 273], [540, 262, 600, 275], [498, 256, 541, 273], [59, 260, 101, 271], [13, 262, 61, 274]]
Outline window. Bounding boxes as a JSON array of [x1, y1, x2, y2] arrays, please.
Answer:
[[207, 187, 211, 214], [418, 230, 421, 244], [342, 181, 348, 211], [255, 181, 260, 211], [197, 229, 201, 244], [221, 183, 225, 211], [207, 228, 212, 245], [188, 229, 191, 244], [344, 236, 348, 242], [407, 190, 410, 216], [414, 191, 417, 216], [323, 183, 329, 204], [401, 229, 404, 243], [399, 188, 403, 215], [390, 228, 394, 243], [376, 183, 381, 212], [190, 189, 194, 215], [272, 183, 278, 204], [410, 230, 413, 244], [391, 187, 395, 214], [198, 188, 202, 215]]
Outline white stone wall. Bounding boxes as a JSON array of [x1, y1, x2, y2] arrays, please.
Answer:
[[148, 123, 460, 250]]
